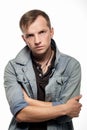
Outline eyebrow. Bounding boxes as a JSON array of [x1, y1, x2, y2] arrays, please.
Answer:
[[25, 29, 48, 38]]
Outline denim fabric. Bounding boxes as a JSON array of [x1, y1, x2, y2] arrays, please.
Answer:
[[4, 39, 81, 130]]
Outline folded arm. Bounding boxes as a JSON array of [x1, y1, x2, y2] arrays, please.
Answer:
[[17, 60, 82, 123], [16, 89, 82, 123], [4, 60, 82, 123]]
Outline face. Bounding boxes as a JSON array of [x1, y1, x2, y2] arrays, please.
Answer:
[[22, 16, 54, 56]]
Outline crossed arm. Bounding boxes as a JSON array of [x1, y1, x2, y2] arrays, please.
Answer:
[[16, 89, 82, 123]]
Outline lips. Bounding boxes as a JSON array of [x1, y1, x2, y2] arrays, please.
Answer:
[[35, 46, 44, 50]]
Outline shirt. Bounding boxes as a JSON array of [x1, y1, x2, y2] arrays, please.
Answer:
[[29, 47, 55, 130]]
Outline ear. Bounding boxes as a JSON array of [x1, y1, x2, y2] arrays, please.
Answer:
[[50, 27, 54, 38], [22, 35, 26, 42], [21, 35, 27, 45]]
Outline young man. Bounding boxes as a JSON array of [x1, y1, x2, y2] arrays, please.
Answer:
[[4, 9, 82, 130]]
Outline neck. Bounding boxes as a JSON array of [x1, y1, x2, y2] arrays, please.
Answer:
[[33, 47, 54, 74], [33, 47, 52, 65]]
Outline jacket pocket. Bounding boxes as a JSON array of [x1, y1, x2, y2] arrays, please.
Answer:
[[55, 76, 69, 101], [45, 75, 68, 102], [17, 75, 34, 98]]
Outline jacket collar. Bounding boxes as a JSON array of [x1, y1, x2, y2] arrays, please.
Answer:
[[15, 46, 31, 65]]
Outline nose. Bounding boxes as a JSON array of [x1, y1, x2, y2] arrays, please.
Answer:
[[34, 34, 40, 45]]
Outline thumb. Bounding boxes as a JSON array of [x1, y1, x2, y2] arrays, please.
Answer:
[[74, 95, 82, 101]]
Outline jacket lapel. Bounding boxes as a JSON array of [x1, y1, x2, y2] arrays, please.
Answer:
[[22, 59, 37, 99]]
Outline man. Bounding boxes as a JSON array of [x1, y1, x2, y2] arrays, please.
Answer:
[[4, 9, 82, 130]]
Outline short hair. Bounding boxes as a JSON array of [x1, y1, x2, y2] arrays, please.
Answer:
[[19, 9, 51, 32]]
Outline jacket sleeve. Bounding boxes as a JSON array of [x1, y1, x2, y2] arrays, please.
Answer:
[[52, 58, 81, 123], [4, 61, 28, 116]]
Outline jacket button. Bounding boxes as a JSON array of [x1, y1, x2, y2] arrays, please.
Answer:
[[39, 73, 42, 77]]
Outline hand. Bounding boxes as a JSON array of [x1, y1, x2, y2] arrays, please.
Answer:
[[65, 95, 82, 118], [22, 89, 30, 103]]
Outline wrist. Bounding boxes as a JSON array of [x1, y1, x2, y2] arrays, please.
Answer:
[[62, 104, 68, 115], [55, 104, 67, 116], [61, 104, 67, 116]]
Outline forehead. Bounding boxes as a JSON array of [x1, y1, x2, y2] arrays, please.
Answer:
[[30, 15, 48, 26], [25, 16, 49, 33]]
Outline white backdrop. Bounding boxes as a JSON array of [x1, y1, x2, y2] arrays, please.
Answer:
[[0, 0, 87, 130]]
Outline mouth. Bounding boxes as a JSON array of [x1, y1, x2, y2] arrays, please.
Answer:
[[35, 46, 44, 50]]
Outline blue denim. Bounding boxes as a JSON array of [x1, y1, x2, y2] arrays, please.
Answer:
[[4, 39, 81, 130]]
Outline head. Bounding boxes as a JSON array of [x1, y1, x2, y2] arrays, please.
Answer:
[[19, 9, 54, 57]]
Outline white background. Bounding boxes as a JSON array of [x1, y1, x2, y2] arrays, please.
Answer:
[[0, 0, 87, 130]]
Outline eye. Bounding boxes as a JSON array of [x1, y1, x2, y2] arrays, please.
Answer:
[[25, 34, 34, 38], [40, 31, 45, 34], [39, 30, 47, 34]]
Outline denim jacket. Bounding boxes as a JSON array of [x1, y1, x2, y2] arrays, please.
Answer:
[[4, 39, 81, 130]]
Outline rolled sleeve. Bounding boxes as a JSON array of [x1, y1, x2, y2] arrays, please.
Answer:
[[52, 101, 61, 106], [4, 61, 29, 116], [11, 100, 28, 116]]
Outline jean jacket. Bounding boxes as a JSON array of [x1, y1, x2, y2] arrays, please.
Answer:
[[4, 39, 81, 130]]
